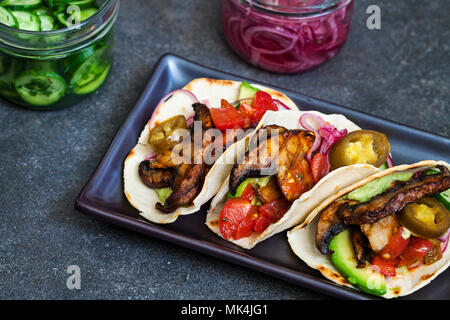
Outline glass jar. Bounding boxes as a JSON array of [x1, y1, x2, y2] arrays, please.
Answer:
[[222, 0, 354, 74], [0, 0, 119, 110]]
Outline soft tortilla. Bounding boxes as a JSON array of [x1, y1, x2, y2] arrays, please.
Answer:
[[124, 78, 298, 224], [287, 160, 450, 298], [205, 110, 380, 249]]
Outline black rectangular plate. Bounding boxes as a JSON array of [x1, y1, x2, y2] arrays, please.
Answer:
[[75, 53, 450, 300]]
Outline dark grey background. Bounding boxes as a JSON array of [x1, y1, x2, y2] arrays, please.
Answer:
[[0, 0, 448, 299]]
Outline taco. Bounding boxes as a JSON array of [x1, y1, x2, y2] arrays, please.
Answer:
[[206, 110, 391, 249], [288, 160, 450, 298], [124, 78, 299, 224]]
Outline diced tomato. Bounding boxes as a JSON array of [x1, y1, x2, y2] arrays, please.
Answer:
[[254, 215, 272, 234], [310, 153, 328, 184], [235, 212, 258, 240], [398, 236, 434, 267], [258, 198, 291, 223], [240, 183, 255, 202], [371, 255, 397, 277], [380, 227, 410, 260], [219, 198, 255, 240], [221, 99, 235, 109], [250, 91, 278, 124], [210, 99, 247, 130]]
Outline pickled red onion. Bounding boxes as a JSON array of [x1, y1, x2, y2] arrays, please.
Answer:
[[145, 153, 157, 160], [299, 113, 347, 172], [439, 229, 450, 253], [273, 99, 291, 110], [149, 89, 199, 128], [186, 114, 195, 127], [387, 155, 394, 168]]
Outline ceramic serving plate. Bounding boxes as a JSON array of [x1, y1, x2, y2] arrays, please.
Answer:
[[75, 53, 450, 300]]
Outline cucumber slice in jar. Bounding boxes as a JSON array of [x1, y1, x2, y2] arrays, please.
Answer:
[[38, 14, 54, 30], [0, 6, 19, 28], [11, 11, 41, 31], [80, 7, 97, 21], [73, 62, 110, 94], [15, 70, 66, 106], [0, 59, 20, 99], [1, 0, 43, 11], [69, 47, 111, 95]]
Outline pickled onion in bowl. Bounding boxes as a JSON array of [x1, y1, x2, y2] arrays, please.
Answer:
[[222, 0, 354, 73]]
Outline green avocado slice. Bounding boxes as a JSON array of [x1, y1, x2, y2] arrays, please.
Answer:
[[329, 229, 387, 296]]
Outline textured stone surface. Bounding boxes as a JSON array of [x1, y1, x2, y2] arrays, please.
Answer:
[[0, 0, 448, 299]]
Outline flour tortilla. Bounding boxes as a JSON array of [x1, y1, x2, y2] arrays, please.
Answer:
[[205, 110, 380, 249], [124, 78, 298, 224], [287, 160, 450, 298]]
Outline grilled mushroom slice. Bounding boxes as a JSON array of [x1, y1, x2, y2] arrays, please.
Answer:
[[315, 199, 355, 255], [193, 103, 214, 130], [340, 166, 450, 225], [229, 132, 286, 194], [139, 160, 174, 188], [351, 227, 373, 268], [155, 163, 207, 213]]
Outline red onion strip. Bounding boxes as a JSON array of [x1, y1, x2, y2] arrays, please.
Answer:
[[145, 153, 157, 160], [299, 113, 348, 172], [273, 99, 291, 110], [439, 229, 450, 253], [387, 155, 394, 168], [148, 89, 199, 128]]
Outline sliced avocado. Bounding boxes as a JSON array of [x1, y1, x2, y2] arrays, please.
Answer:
[[345, 171, 414, 203], [227, 176, 272, 199], [237, 81, 259, 107], [329, 229, 387, 296], [155, 187, 172, 203], [378, 162, 388, 170], [435, 188, 450, 211]]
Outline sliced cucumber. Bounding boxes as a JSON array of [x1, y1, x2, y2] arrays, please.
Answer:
[[0, 6, 19, 27], [55, 12, 69, 27], [435, 188, 450, 211], [1, 0, 43, 11], [47, 0, 95, 9], [73, 62, 110, 94], [80, 6, 96, 21], [34, 7, 51, 16], [69, 46, 110, 94], [15, 70, 66, 106], [0, 59, 20, 99], [11, 11, 41, 31], [38, 14, 54, 30]]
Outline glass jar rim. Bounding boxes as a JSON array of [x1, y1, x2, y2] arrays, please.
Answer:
[[0, 0, 119, 54], [240, 0, 351, 16]]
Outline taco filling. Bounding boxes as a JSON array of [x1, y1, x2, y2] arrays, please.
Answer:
[[217, 113, 391, 241], [314, 165, 450, 296], [139, 82, 295, 213]]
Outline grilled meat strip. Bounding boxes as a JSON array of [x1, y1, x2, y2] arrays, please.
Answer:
[[360, 214, 400, 253], [229, 126, 313, 196], [315, 199, 356, 255], [351, 227, 372, 268], [229, 130, 287, 195], [139, 160, 174, 188], [340, 165, 450, 225], [277, 130, 314, 201]]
